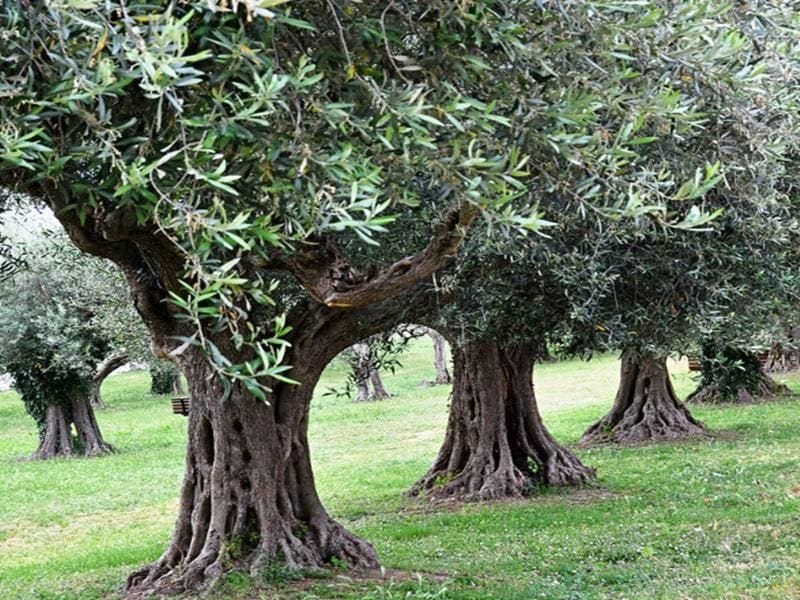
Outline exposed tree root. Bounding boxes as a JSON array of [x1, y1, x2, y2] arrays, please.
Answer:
[[410, 342, 594, 502], [581, 352, 706, 446], [125, 307, 388, 597]]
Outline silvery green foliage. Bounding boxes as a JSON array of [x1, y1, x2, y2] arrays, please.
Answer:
[[0, 1, 798, 382], [0, 1, 541, 388], [36, 232, 151, 361], [424, 1, 800, 356]]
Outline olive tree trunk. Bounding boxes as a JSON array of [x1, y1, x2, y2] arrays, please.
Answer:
[[32, 391, 114, 459], [71, 392, 115, 456], [33, 404, 74, 459], [429, 330, 452, 385], [350, 342, 390, 402], [127, 350, 377, 595], [125, 302, 398, 596], [688, 347, 789, 404], [581, 351, 705, 445], [764, 328, 800, 373], [47, 189, 471, 596], [368, 369, 391, 400], [410, 342, 594, 501]]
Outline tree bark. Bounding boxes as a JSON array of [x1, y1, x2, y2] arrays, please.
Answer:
[[351, 343, 372, 403], [71, 393, 115, 456], [409, 342, 594, 502], [125, 301, 403, 596], [429, 331, 452, 385], [172, 370, 185, 395], [32, 404, 74, 459], [581, 351, 706, 445], [368, 369, 391, 400], [763, 327, 800, 373], [31, 391, 113, 459], [90, 351, 129, 408], [349, 342, 390, 402]]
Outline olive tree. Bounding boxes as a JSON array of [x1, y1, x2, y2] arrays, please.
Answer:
[[0, 1, 540, 593], [414, 0, 800, 497], [0, 242, 122, 458]]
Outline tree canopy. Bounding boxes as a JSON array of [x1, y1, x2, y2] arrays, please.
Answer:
[[0, 0, 547, 395], [2, 0, 800, 593]]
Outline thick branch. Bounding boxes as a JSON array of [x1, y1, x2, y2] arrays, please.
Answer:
[[93, 351, 129, 387], [290, 203, 477, 308]]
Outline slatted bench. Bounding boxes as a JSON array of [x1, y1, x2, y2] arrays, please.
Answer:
[[687, 352, 769, 372], [171, 396, 190, 416]]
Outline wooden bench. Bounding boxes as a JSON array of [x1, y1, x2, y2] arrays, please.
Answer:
[[688, 352, 769, 373], [171, 396, 190, 416]]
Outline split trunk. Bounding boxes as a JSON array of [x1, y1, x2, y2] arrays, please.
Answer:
[[90, 351, 129, 408], [410, 342, 594, 501], [34, 391, 114, 459]]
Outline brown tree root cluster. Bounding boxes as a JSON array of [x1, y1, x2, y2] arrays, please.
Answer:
[[34, 395, 113, 460], [581, 352, 706, 446], [409, 342, 594, 502]]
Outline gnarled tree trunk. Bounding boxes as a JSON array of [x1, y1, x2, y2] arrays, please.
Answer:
[[429, 330, 452, 384], [369, 369, 391, 400], [409, 342, 594, 502], [90, 351, 129, 408], [581, 351, 705, 445], [71, 392, 114, 456], [33, 404, 74, 459], [46, 184, 468, 596], [126, 303, 395, 596], [31, 390, 113, 459]]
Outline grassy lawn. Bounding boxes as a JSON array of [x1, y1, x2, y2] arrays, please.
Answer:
[[1, 340, 799, 599]]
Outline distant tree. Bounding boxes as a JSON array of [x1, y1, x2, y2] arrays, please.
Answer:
[[0, 226, 151, 454], [346, 341, 391, 403], [339, 326, 426, 402], [427, 330, 452, 385], [764, 326, 800, 374], [575, 213, 800, 444], [0, 265, 114, 458], [688, 344, 789, 405], [149, 359, 184, 395]]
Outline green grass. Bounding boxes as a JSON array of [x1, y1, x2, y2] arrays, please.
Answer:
[[1, 341, 799, 599]]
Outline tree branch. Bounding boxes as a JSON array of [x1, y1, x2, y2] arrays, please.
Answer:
[[289, 203, 477, 309]]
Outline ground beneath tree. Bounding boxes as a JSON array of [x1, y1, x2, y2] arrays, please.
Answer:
[[183, 567, 453, 599]]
